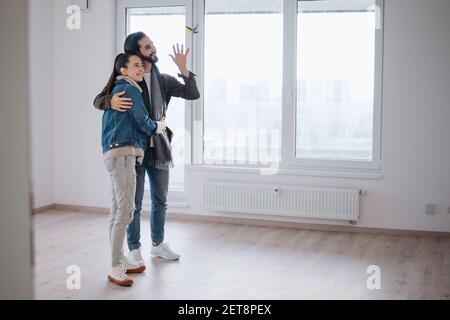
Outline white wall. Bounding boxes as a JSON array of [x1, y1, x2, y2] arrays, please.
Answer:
[[30, 0, 450, 232], [30, 0, 54, 208], [372, 0, 450, 231], [51, 0, 115, 207], [0, 0, 33, 299]]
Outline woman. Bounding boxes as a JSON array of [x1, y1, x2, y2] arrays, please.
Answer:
[[102, 52, 166, 286]]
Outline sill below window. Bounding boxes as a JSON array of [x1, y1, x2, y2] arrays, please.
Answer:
[[186, 164, 382, 180]]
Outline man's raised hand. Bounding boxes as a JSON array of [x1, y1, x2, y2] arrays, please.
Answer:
[[169, 43, 190, 77]]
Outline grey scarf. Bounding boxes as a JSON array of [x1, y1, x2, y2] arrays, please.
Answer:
[[147, 64, 174, 169]]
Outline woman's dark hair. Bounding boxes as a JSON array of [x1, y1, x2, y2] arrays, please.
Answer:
[[105, 52, 141, 94], [124, 32, 146, 54]]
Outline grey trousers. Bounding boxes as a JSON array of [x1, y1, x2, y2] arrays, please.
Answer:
[[105, 155, 137, 267]]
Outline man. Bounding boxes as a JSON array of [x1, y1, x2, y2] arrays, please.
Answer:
[[94, 32, 200, 268]]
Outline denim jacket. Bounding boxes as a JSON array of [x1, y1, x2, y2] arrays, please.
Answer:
[[101, 78, 158, 153]]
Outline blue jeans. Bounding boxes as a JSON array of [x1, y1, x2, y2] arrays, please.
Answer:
[[127, 156, 169, 251]]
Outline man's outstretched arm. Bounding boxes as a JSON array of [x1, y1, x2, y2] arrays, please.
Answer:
[[93, 87, 111, 111], [164, 72, 200, 101]]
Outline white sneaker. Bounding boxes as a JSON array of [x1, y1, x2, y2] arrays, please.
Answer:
[[108, 264, 133, 287], [150, 242, 180, 261], [127, 248, 145, 267], [128, 248, 145, 265], [122, 255, 146, 274]]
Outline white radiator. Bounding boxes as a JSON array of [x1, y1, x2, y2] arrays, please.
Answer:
[[203, 181, 360, 223]]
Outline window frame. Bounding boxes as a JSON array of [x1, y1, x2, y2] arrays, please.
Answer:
[[284, 0, 384, 171], [116, 0, 195, 199], [117, 0, 385, 178], [194, 0, 384, 174]]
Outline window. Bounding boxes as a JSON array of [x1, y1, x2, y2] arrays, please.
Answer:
[[126, 5, 188, 191], [118, 0, 384, 177], [203, 0, 283, 166], [296, 0, 379, 163]]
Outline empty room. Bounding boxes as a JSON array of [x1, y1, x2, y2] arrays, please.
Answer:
[[1, 0, 450, 301]]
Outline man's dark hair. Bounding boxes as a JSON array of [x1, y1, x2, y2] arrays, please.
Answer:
[[124, 32, 146, 53]]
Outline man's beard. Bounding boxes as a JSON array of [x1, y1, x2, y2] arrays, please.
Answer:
[[142, 53, 158, 64]]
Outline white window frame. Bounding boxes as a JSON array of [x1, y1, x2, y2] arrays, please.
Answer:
[[283, 0, 384, 172], [116, 0, 195, 200], [193, 0, 285, 169], [191, 0, 384, 176], [117, 0, 384, 179]]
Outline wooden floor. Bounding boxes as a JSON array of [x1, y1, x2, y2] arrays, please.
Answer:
[[33, 210, 450, 300]]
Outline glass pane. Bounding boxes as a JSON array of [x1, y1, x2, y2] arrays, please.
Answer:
[[296, 0, 376, 161], [204, 0, 283, 166], [128, 6, 186, 191]]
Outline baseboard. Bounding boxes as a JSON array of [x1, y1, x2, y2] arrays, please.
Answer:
[[32, 204, 55, 215], [168, 212, 450, 239], [53, 203, 110, 214], [34, 203, 450, 238]]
